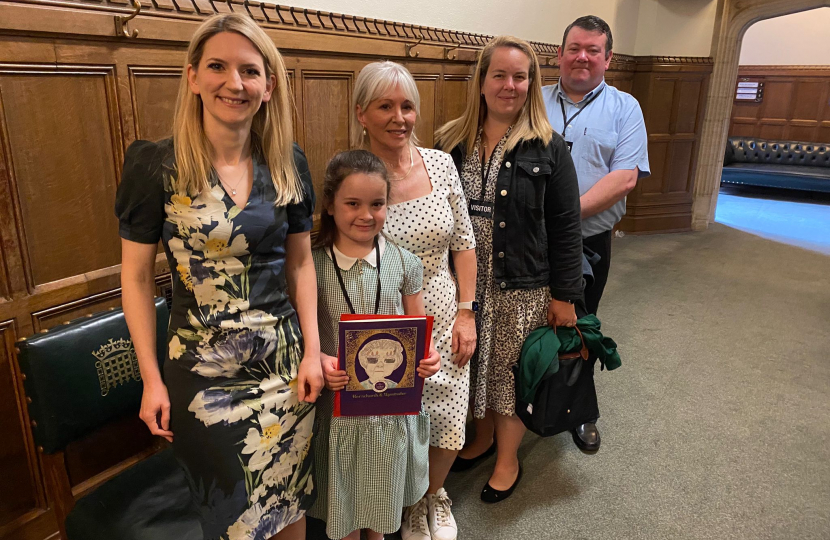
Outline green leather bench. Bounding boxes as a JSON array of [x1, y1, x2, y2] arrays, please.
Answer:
[[16, 298, 201, 540]]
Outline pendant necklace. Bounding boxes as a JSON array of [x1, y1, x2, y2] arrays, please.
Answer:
[[219, 159, 249, 196]]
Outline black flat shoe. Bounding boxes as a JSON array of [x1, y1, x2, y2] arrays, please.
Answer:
[[450, 441, 496, 472], [480, 465, 522, 503], [571, 422, 601, 452]]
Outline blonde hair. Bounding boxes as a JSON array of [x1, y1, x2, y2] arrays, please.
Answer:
[[435, 36, 553, 155], [351, 61, 421, 148], [172, 13, 302, 204]]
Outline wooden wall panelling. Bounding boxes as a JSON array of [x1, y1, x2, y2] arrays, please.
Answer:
[[729, 66, 830, 144], [440, 65, 473, 128], [0, 320, 43, 531], [0, 64, 123, 289], [128, 66, 182, 142], [0, 92, 27, 303], [621, 58, 713, 234], [299, 67, 353, 213], [404, 62, 442, 148]]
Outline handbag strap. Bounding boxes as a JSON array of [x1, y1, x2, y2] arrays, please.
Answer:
[[558, 326, 589, 361]]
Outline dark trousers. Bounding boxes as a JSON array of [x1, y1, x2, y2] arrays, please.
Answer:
[[583, 230, 613, 316], [580, 229, 613, 426]]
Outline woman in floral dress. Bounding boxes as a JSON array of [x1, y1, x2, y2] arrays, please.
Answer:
[[116, 14, 323, 540]]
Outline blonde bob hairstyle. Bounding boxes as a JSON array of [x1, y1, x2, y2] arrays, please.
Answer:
[[172, 13, 302, 204], [435, 35, 552, 155], [351, 61, 421, 148]]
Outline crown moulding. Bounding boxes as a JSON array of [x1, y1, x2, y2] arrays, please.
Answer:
[[5, 0, 712, 67]]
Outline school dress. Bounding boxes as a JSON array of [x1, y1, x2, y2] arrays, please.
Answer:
[[384, 147, 476, 451], [308, 237, 430, 539], [115, 139, 316, 540]]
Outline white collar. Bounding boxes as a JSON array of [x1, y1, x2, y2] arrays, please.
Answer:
[[329, 235, 386, 270]]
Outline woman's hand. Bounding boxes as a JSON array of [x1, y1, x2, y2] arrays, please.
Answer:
[[547, 298, 577, 328], [139, 381, 174, 443], [451, 309, 477, 367], [321, 353, 349, 391], [297, 354, 324, 403], [418, 344, 441, 378]]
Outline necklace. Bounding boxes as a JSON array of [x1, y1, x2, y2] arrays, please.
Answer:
[[219, 159, 250, 196], [383, 145, 414, 182]]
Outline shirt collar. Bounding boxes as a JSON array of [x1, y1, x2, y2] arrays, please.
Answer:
[[329, 235, 386, 270], [557, 79, 607, 105]]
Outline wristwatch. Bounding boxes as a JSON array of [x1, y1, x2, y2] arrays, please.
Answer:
[[458, 301, 479, 312]]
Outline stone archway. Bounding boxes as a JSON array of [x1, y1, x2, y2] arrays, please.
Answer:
[[691, 0, 830, 230]]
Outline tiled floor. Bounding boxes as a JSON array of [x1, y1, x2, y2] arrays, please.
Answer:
[[714, 185, 830, 255]]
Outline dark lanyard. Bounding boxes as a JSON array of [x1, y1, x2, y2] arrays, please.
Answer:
[[329, 238, 382, 315], [479, 140, 497, 201], [559, 87, 604, 137]]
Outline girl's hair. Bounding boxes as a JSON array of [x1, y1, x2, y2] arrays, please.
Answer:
[[315, 150, 390, 248], [351, 61, 421, 148], [171, 13, 302, 204], [435, 35, 553, 155]]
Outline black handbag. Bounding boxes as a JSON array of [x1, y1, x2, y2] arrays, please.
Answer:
[[513, 328, 600, 437]]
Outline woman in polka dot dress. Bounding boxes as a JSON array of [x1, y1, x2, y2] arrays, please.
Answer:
[[351, 61, 477, 540]]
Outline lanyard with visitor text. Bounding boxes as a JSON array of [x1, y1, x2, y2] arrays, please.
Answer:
[[479, 139, 498, 201], [467, 139, 498, 219], [329, 237, 382, 315], [559, 86, 605, 139]]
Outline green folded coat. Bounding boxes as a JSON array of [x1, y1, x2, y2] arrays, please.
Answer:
[[517, 315, 621, 404]]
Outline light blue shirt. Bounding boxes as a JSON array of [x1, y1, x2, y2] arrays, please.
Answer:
[[542, 80, 650, 237]]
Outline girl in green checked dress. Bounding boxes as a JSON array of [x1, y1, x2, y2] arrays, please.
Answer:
[[308, 150, 441, 540]]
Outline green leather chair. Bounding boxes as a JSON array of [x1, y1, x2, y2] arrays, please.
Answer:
[[16, 298, 201, 540]]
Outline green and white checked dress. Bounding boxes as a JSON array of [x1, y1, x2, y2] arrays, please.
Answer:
[[308, 236, 430, 539]]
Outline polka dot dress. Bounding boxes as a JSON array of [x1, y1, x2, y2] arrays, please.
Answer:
[[384, 147, 476, 451]]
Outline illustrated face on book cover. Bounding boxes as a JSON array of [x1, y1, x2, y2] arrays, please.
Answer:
[[357, 338, 404, 393]]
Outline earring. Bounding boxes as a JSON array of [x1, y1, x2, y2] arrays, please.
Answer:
[[362, 126, 367, 136]]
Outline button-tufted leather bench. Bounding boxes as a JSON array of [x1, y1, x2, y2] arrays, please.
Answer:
[[721, 137, 830, 192]]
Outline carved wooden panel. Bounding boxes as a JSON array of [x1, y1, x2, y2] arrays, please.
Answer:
[[410, 72, 439, 148], [0, 66, 122, 288], [640, 141, 668, 195], [129, 66, 181, 142], [648, 78, 675, 135], [301, 71, 352, 211], [676, 79, 703, 135], [31, 290, 123, 332], [730, 66, 830, 143], [440, 74, 471, 127], [622, 60, 712, 233], [0, 320, 40, 527], [666, 140, 695, 193]]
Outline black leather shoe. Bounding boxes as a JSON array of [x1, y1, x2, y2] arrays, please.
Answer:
[[481, 465, 522, 503], [571, 422, 601, 452], [450, 442, 496, 472]]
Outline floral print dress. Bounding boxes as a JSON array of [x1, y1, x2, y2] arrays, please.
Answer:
[[115, 139, 316, 540]]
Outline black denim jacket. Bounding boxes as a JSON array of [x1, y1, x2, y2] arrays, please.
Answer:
[[448, 135, 583, 302]]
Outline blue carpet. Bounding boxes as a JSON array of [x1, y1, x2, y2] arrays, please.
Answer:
[[715, 185, 830, 254]]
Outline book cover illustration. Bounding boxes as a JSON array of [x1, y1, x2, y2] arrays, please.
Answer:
[[334, 315, 433, 417]]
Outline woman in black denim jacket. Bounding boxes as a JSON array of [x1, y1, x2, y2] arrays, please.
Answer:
[[436, 35, 583, 503]]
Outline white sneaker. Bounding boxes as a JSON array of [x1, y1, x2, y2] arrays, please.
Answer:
[[427, 488, 457, 540], [401, 496, 431, 540]]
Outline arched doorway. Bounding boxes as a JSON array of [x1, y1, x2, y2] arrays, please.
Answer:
[[691, 0, 830, 230]]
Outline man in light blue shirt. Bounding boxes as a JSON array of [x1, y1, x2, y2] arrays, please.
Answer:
[[542, 15, 650, 452]]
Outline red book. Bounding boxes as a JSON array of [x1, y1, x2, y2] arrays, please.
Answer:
[[333, 314, 433, 417]]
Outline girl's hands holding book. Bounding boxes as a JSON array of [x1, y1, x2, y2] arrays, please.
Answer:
[[418, 345, 441, 378]]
